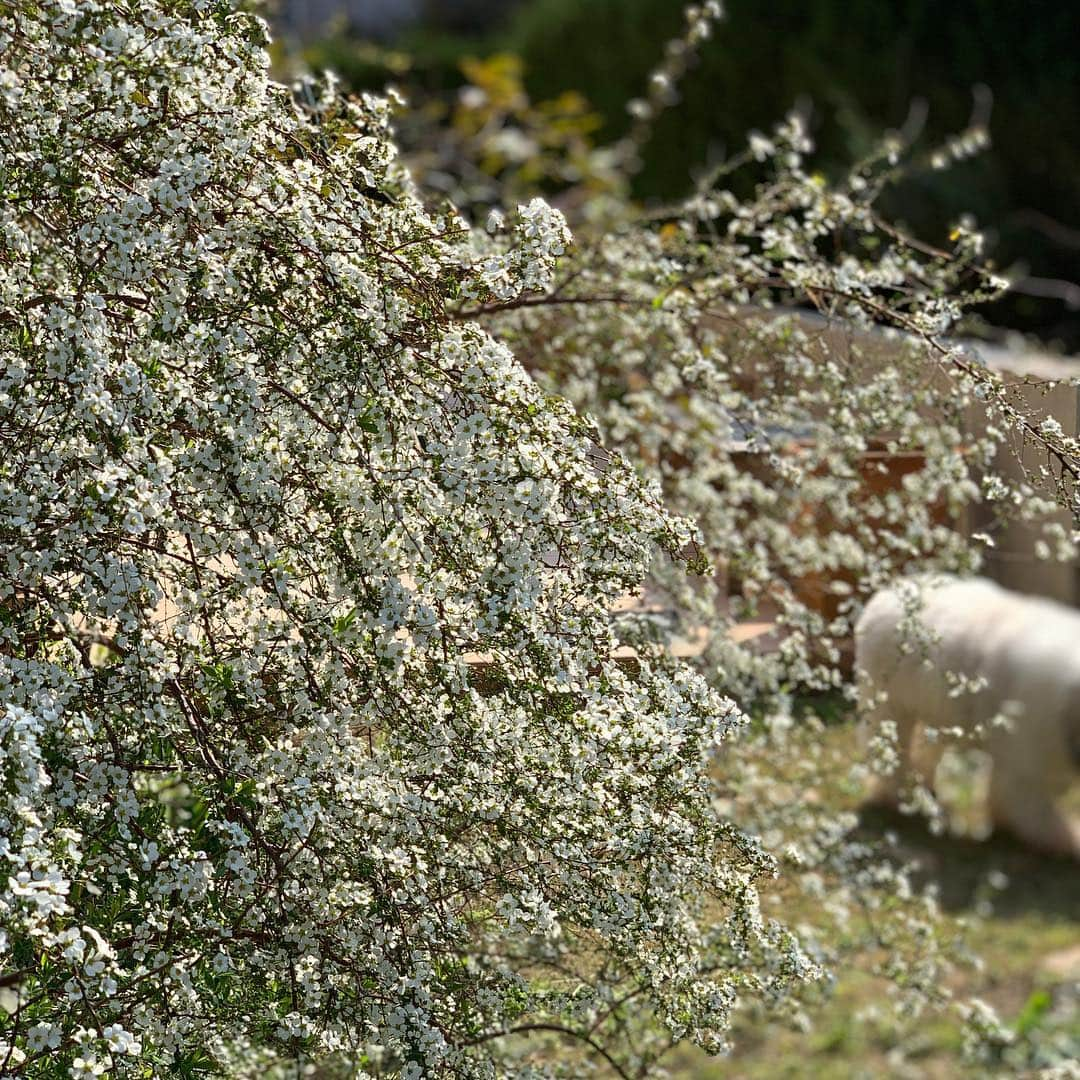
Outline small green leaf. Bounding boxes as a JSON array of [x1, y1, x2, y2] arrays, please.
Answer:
[[1014, 989, 1051, 1036]]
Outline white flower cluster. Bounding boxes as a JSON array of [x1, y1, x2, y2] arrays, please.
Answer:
[[464, 198, 571, 301], [0, 2, 818, 1076], [619, 2, 725, 170]]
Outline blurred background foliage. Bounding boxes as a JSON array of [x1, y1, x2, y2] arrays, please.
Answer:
[[276, 0, 1080, 351]]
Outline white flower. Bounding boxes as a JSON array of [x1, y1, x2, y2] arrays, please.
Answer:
[[26, 1023, 62, 1053], [103, 1023, 141, 1055], [70, 1057, 106, 1078]]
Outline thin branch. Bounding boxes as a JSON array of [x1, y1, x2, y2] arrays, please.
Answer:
[[459, 1022, 635, 1080]]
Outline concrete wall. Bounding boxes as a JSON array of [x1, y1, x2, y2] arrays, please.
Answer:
[[971, 346, 1080, 606]]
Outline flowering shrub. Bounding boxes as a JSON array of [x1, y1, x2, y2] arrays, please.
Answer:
[[341, 4, 1077, 699], [433, 15, 1080, 1065], [352, 4, 1080, 1072], [458, 41, 1077, 700], [2, 1, 1077, 1078], [0, 1, 825, 1075]]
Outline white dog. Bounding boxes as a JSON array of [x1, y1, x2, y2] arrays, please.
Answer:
[[855, 575, 1080, 859]]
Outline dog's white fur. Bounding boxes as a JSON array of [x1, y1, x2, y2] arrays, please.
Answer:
[[856, 575, 1080, 858]]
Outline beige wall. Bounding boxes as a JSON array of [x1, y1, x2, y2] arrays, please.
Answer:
[[972, 347, 1080, 606]]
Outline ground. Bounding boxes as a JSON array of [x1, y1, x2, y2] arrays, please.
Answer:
[[672, 713, 1080, 1078]]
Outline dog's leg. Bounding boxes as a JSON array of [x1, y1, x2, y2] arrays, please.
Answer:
[[989, 759, 1080, 860], [862, 695, 922, 809]]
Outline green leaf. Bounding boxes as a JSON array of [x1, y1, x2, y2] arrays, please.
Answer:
[[1014, 989, 1051, 1036]]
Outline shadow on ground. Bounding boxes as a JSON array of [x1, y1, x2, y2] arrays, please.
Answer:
[[855, 804, 1080, 920]]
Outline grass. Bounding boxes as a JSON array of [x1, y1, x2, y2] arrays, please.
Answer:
[[668, 713, 1080, 1078]]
